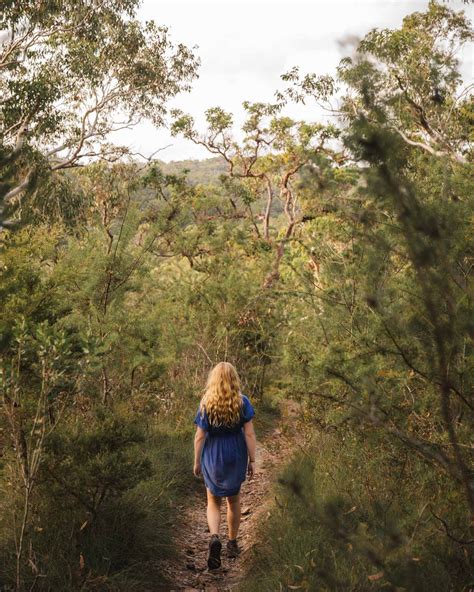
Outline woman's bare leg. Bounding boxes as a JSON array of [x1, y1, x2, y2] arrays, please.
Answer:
[[206, 488, 222, 535], [226, 493, 241, 540]]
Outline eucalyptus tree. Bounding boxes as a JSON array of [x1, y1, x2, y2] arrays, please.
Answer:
[[280, 0, 472, 164], [0, 0, 199, 225], [171, 101, 341, 288]]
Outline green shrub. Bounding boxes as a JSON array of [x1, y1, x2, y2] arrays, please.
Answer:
[[0, 409, 195, 591], [243, 430, 472, 592]]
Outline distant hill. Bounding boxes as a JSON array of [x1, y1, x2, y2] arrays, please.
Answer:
[[154, 157, 228, 185]]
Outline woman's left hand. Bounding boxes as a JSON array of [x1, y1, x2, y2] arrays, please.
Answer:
[[193, 462, 202, 477], [247, 461, 255, 478]]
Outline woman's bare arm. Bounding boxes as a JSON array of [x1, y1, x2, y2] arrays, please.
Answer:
[[243, 419, 257, 476], [194, 426, 206, 476]]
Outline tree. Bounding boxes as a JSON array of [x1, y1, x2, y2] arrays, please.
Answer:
[[0, 0, 199, 225], [279, 0, 474, 525], [171, 101, 341, 288], [280, 0, 473, 164]]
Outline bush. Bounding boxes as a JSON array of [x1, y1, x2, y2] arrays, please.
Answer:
[[0, 409, 196, 591], [243, 429, 472, 592]]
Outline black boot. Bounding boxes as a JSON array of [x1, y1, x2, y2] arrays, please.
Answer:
[[226, 538, 241, 558], [207, 534, 222, 569]]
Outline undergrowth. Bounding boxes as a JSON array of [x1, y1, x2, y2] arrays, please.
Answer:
[[0, 416, 196, 592], [242, 428, 473, 592]]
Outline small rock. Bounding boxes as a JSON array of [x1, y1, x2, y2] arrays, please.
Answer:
[[242, 506, 251, 515]]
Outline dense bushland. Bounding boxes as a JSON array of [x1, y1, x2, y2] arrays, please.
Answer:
[[245, 431, 470, 591], [1, 1, 472, 590]]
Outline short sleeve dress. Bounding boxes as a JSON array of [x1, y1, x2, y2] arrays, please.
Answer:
[[194, 394, 255, 497]]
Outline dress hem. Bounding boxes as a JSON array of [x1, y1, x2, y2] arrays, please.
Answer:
[[204, 480, 244, 497]]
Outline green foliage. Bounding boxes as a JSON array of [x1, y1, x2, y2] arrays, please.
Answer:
[[0, 0, 198, 226], [152, 157, 228, 186], [242, 4, 472, 589], [243, 432, 472, 592], [0, 415, 195, 591], [1, 1, 472, 589], [43, 411, 153, 514]]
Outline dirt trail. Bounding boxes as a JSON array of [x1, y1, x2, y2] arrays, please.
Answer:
[[159, 400, 302, 592]]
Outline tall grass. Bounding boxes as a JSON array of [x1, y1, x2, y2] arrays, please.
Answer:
[[242, 429, 472, 592]]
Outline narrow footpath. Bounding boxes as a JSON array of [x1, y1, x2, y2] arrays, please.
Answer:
[[159, 400, 302, 592]]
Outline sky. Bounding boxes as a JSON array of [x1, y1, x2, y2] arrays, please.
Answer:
[[114, 0, 473, 162]]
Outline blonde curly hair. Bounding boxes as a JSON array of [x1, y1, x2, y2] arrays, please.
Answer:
[[199, 362, 243, 426]]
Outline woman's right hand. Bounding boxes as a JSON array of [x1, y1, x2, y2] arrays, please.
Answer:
[[247, 461, 255, 477]]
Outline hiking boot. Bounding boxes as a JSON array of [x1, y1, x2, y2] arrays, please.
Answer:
[[226, 538, 241, 558], [207, 534, 222, 569]]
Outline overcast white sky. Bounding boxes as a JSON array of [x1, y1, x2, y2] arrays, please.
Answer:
[[115, 0, 473, 162]]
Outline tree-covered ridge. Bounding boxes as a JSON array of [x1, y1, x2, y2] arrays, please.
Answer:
[[155, 156, 228, 185], [0, 1, 472, 590]]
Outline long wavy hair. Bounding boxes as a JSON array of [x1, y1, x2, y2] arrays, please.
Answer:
[[199, 362, 243, 426]]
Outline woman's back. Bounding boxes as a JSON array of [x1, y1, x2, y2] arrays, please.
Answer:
[[193, 362, 257, 570], [195, 394, 254, 437], [194, 394, 255, 496]]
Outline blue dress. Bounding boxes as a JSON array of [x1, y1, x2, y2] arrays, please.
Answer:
[[194, 394, 255, 497]]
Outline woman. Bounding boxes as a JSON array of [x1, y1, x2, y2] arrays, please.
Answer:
[[193, 361, 257, 570]]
